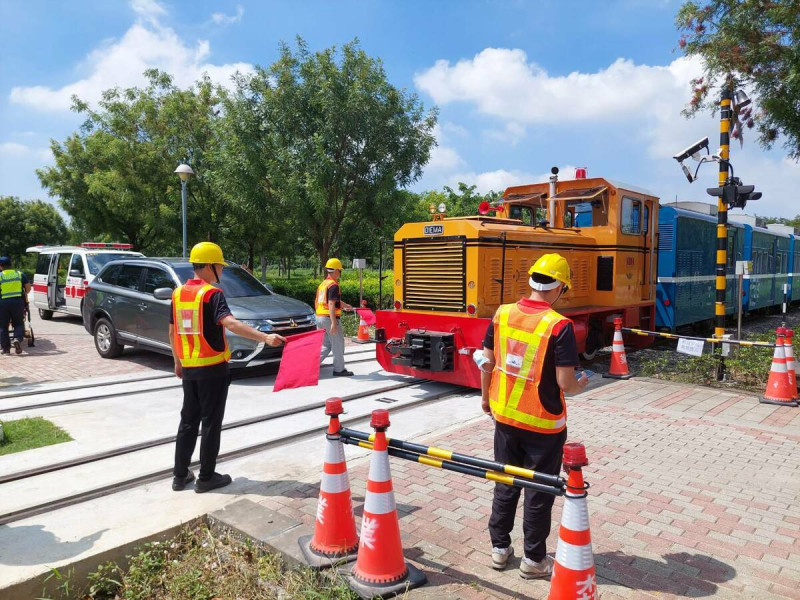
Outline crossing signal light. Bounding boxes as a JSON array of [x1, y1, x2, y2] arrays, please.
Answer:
[[706, 178, 761, 209]]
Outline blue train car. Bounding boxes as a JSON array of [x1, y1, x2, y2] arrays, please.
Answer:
[[789, 233, 800, 303], [740, 225, 791, 312], [656, 206, 744, 330]]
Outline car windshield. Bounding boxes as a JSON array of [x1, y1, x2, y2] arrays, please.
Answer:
[[86, 253, 141, 275], [173, 265, 270, 298]]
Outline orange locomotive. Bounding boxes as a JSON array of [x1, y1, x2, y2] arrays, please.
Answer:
[[374, 168, 658, 388]]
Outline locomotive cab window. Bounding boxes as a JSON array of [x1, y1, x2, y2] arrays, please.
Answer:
[[507, 205, 534, 226], [621, 197, 642, 235]]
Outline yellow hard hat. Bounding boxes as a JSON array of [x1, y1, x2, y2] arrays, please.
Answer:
[[189, 242, 225, 265], [325, 258, 344, 270], [528, 253, 571, 290]]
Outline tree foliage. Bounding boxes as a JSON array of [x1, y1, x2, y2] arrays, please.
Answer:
[[676, 0, 800, 157], [0, 197, 68, 263]]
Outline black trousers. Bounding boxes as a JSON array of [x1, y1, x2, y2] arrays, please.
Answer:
[[0, 299, 24, 351], [173, 375, 231, 481], [488, 423, 566, 561]]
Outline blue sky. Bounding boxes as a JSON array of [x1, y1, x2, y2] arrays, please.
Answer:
[[2, 0, 799, 217]]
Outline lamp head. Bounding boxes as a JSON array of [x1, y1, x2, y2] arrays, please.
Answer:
[[174, 163, 194, 182]]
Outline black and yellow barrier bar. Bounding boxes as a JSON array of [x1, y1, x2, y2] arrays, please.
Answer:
[[621, 327, 774, 348], [339, 427, 565, 488], [340, 436, 565, 496]]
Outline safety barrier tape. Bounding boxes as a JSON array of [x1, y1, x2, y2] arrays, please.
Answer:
[[621, 327, 775, 348]]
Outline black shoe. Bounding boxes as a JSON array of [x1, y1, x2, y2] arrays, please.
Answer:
[[1, 349, 9, 355], [333, 369, 354, 377], [195, 472, 232, 493], [12, 340, 21, 355], [172, 470, 195, 491]]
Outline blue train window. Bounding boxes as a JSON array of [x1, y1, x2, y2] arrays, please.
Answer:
[[621, 197, 642, 235]]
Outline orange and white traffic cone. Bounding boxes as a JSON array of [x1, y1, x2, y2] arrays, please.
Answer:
[[603, 317, 631, 380], [784, 329, 798, 400], [760, 328, 798, 407], [356, 300, 371, 342], [299, 398, 360, 568], [549, 442, 597, 600], [346, 409, 426, 598]]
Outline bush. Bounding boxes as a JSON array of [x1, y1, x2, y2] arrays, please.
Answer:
[[269, 271, 392, 309]]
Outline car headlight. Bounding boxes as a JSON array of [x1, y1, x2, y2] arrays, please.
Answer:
[[241, 319, 274, 331], [309, 313, 317, 325]]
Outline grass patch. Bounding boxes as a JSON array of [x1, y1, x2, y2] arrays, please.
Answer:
[[39, 524, 359, 600], [0, 417, 71, 456], [637, 332, 779, 391]]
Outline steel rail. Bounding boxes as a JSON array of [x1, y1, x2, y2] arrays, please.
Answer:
[[0, 379, 425, 485], [339, 427, 565, 488], [0, 356, 377, 415], [0, 384, 472, 526], [340, 437, 564, 496]]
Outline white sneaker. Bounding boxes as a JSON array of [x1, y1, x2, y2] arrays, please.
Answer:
[[519, 555, 554, 579], [491, 546, 514, 570]]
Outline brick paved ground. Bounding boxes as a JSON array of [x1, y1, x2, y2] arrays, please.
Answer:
[[257, 378, 800, 599], [0, 309, 171, 389]]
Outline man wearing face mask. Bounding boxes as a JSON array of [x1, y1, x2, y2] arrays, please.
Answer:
[[170, 242, 286, 493], [479, 253, 589, 580]]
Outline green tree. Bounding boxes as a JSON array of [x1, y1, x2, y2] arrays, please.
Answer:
[[247, 38, 437, 268], [37, 70, 227, 253], [676, 0, 800, 157], [0, 197, 68, 263]]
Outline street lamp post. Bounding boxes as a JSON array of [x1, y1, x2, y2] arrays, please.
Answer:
[[174, 163, 194, 258]]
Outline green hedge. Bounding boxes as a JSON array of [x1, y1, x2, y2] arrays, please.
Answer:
[[269, 273, 392, 309]]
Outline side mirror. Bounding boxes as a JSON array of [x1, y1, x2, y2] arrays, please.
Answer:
[[153, 287, 173, 300], [69, 269, 83, 278]]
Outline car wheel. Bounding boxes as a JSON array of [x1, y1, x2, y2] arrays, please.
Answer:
[[94, 317, 124, 359], [39, 309, 53, 320]]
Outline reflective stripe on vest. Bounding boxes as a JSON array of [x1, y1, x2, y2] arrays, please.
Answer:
[[172, 283, 231, 368], [489, 303, 567, 434], [0, 270, 23, 299], [315, 278, 341, 317]]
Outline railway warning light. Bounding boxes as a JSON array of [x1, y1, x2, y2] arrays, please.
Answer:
[[467, 303, 477, 315], [706, 177, 761, 209], [575, 167, 587, 179], [393, 300, 401, 310]]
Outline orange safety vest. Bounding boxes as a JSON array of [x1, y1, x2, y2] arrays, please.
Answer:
[[488, 303, 568, 434], [172, 281, 231, 368], [315, 277, 341, 317]]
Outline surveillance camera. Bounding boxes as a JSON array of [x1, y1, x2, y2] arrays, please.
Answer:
[[673, 137, 710, 163]]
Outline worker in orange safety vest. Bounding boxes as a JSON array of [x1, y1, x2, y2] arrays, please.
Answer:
[[170, 242, 286, 493], [316, 258, 354, 376], [478, 253, 589, 579]]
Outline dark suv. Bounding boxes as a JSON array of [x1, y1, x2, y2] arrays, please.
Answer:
[[82, 258, 316, 367]]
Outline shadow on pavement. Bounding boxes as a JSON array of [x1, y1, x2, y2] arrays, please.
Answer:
[[0, 525, 108, 566], [595, 550, 736, 597]]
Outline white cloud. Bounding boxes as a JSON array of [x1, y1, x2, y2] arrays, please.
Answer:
[[0, 142, 53, 164], [415, 49, 703, 125], [211, 5, 244, 25], [9, 1, 253, 112], [445, 164, 581, 194], [424, 124, 465, 173]]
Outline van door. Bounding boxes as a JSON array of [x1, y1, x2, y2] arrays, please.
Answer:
[[51, 253, 71, 311], [33, 253, 53, 311], [65, 253, 86, 315]]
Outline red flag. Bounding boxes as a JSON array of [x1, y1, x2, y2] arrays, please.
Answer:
[[274, 329, 325, 392], [355, 308, 376, 325]]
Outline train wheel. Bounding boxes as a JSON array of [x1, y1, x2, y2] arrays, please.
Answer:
[[580, 349, 598, 361]]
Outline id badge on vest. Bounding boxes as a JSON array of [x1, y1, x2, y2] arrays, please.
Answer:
[[503, 338, 528, 375], [179, 309, 200, 335]]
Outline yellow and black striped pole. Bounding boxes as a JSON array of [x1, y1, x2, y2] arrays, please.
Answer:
[[715, 86, 732, 341], [341, 436, 565, 497], [340, 427, 564, 488]]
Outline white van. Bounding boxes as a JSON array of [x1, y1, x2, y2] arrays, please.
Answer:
[[28, 243, 143, 319]]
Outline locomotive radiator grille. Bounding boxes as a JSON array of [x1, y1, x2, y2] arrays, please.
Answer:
[[403, 237, 466, 311]]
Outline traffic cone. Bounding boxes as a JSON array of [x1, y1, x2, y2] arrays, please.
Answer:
[[760, 328, 798, 407], [784, 329, 798, 400], [356, 300, 371, 342], [299, 398, 360, 568], [603, 317, 631, 380], [549, 442, 597, 600], [345, 409, 426, 599]]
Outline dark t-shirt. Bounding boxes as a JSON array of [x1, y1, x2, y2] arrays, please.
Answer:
[[170, 282, 232, 380], [483, 298, 579, 415], [326, 282, 341, 306]]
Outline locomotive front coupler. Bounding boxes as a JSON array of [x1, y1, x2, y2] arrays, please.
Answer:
[[389, 329, 456, 372]]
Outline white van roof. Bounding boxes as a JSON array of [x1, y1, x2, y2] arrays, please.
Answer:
[[26, 244, 142, 254]]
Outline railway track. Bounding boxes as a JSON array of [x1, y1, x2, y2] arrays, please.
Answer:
[[0, 351, 377, 415], [0, 381, 472, 526]]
